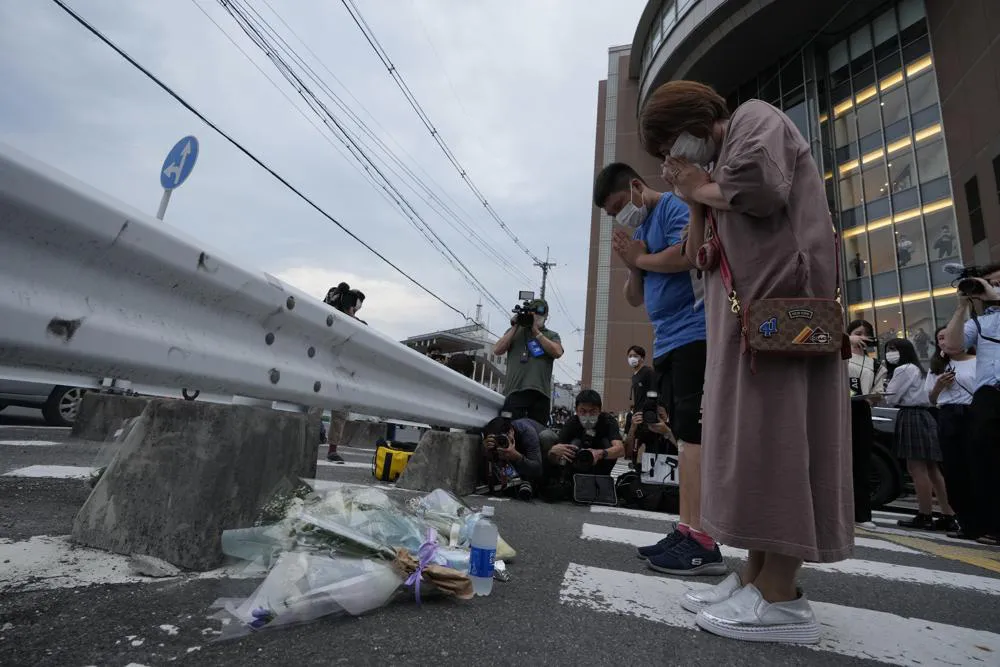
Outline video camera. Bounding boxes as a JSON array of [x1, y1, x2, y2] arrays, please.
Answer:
[[945, 263, 1000, 299], [641, 391, 660, 428], [511, 290, 541, 328], [325, 282, 366, 314]]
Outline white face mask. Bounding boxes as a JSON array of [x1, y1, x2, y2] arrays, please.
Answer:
[[885, 351, 901, 364], [627, 356, 641, 368], [579, 415, 598, 430], [670, 131, 716, 165], [615, 187, 648, 228]]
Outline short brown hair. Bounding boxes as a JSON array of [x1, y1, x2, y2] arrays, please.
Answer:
[[639, 81, 730, 159]]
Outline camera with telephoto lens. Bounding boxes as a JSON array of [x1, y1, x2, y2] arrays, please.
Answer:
[[946, 263, 1000, 299], [325, 282, 365, 314]]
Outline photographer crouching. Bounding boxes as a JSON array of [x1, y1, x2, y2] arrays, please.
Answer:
[[943, 263, 1000, 545], [493, 297, 563, 425], [482, 412, 544, 501], [322, 282, 367, 462], [542, 390, 624, 502]]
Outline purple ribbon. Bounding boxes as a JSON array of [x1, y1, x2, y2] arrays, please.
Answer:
[[404, 528, 439, 606]]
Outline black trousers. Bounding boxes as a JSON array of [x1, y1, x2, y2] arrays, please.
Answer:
[[652, 340, 706, 444], [850, 398, 873, 522], [938, 404, 979, 535], [503, 390, 551, 427], [970, 386, 1000, 536]]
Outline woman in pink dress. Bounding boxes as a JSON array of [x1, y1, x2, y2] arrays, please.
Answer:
[[638, 81, 853, 644]]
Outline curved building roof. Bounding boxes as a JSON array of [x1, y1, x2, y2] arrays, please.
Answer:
[[628, 0, 885, 111]]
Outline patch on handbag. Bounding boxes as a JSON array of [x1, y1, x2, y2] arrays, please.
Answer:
[[758, 316, 779, 338], [786, 308, 814, 320], [792, 326, 832, 345]]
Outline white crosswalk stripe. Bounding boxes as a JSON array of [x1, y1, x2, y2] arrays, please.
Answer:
[[559, 505, 1000, 665]]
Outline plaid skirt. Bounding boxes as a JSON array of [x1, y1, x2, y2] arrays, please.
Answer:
[[894, 407, 942, 462]]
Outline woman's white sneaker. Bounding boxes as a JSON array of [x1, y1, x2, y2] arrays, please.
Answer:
[[680, 572, 742, 613], [695, 584, 820, 644]]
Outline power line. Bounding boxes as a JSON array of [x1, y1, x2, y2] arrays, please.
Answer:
[[216, 0, 507, 315], [49, 0, 468, 319], [338, 0, 545, 266]]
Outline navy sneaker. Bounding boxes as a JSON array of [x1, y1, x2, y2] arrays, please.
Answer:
[[636, 528, 685, 560], [646, 535, 728, 576]]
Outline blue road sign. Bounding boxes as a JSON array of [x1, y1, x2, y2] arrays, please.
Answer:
[[159, 136, 199, 190]]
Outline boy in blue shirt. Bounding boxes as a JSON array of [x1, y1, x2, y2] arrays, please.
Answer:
[[594, 162, 724, 576]]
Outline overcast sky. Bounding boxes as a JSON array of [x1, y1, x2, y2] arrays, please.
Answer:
[[0, 0, 647, 386]]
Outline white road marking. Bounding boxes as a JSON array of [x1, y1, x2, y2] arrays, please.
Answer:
[[0, 440, 61, 446], [560, 563, 1000, 666], [2, 465, 94, 479], [337, 446, 376, 453], [589, 505, 679, 522], [0, 425, 70, 431], [580, 523, 1000, 595]]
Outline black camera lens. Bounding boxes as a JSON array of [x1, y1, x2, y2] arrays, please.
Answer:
[[495, 434, 508, 449], [958, 278, 986, 296], [576, 449, 594, 466]]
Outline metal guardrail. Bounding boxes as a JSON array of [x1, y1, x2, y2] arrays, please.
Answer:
[[0, 142, 504, 428]]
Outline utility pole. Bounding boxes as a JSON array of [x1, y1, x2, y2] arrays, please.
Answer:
[[534, 246, 556, 300]]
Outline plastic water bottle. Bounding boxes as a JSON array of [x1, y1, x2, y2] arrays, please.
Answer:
[[468, 506, 498, 596]]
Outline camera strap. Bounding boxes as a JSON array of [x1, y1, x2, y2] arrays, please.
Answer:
[[969, 305, 1000, 345]]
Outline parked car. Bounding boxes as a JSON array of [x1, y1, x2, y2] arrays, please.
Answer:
[[0, 379, 89, 427], [869, 406, 905, 508]]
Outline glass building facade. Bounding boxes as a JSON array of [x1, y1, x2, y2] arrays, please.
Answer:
[[722, 0, 958, 360]]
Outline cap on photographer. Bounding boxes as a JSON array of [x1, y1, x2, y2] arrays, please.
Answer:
[[942, 264, 1000, 545], [493, 297, 563, 425]]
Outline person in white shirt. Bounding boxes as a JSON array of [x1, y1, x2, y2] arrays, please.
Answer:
[[926, 327, 978, 539], [846, 320, 886, 530], [883, 338, 955, 531]]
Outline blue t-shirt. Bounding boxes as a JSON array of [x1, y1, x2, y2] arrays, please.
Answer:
[[633, 194, 706, 358]]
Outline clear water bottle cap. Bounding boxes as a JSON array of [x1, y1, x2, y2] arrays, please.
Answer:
[[481, 505, 495, 517]]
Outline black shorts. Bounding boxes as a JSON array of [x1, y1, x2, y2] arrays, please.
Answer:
[[653, 340, 706, 445]]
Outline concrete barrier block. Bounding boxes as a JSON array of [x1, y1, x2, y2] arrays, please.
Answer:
[[395, 429, 482, 496], [71, 398, 321, 571], [71, 393, 153, 441]]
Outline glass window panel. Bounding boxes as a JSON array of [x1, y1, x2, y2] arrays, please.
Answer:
[[885, 117, 911, 143], [916, 139, 948, 184], [841, 205, 863, 230], [899, 0, 926, 30], [880, 85, 908, 125], [782, 56, 804, 90], [786, 101, 808, 138], [875, 304, 903, 344], [739, 78, 758, 103], [900, 22, 928, 50], [895, 218, 927, 269], [877, 51, 903, 79], [828, 40, 849, 73], [900, 264, 929, 292], [893, 186, 920, 212], [906, 75, 937, 112], [867, 196, 891, 221], [853, 66, 876, 91], [912, 103, 940, 130], [934, 295, 958, 328], [920, 176, 951, 203], [874, 270, 901, 300], [874, 9, 898, 48], [850, 25, 873, 61], [857, 100, 882, 137], [925, 208, 959, 261], [678, 0, 697, 16], [902, 34, 931, 61], [847, 278, 872, 303], [863, 162, 890, 203], [840, 173, 864, 210], [930, 259, 957, 287], [904, 300, 935, 359], [759, 67, 780, 105], [844, 234, 870, 279], [662, 3, 677, 33], [869, 226, 897, 275], [888, 152, 917, 193], [860, 131, 884, 154], [834, 110, 858, 147], [837, 143, 859, 164]]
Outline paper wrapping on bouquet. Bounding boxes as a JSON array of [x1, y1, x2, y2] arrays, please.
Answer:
[[406, 489, 517, 561]]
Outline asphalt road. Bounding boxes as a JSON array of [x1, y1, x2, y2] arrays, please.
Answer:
[[2, 425, 999, 667]]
